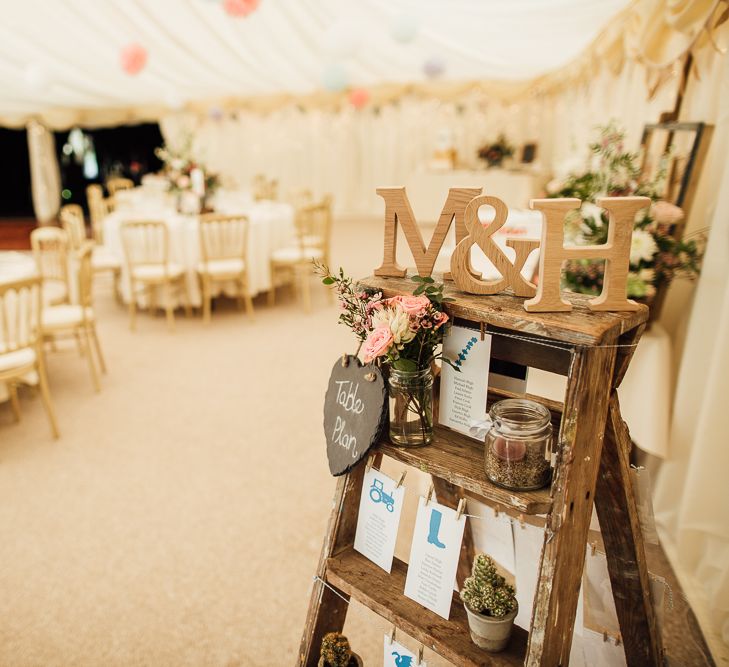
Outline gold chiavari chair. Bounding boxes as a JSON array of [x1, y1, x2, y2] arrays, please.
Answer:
[[120, 221, 190, 331], [106, 177, 134, 196], [252, 174, 278, 202], [30, 226, 71, 306], [269, 195, 333, 312], [0, 276, 59, 438], [198, 214, 254, 324], [61, 202, 122, 301], [86, 184, 112, 244], [59, 204, 88, 251], [40, 245, 106, 392]]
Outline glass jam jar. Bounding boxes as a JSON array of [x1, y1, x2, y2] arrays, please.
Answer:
[[484, 398, 553, 491]]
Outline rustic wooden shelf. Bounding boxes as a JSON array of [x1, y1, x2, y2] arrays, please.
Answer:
[[327, 548, 527, 667], [375, 425, 553, 515], [360, 273, 648, 347]]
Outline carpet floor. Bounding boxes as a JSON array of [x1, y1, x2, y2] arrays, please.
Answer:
[[0, 218, 715, 666]]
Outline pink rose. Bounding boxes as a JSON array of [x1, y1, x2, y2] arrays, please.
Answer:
[[651, 200, 684, 226], [386, 294, 431, 315], [433, 311, 449, 329], [362, 326, 394, 363]]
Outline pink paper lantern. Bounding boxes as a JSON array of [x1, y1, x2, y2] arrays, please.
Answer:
[[223, 0, 259, 17], [349, 88, 370, 109], [120, 43, 148, 76]]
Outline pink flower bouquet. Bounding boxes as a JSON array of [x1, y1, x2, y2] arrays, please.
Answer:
[[315, 265, 452, 373], [316, 265, 455, 447]]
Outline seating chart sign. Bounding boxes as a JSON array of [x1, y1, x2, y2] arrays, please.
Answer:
[[383, 636, 425, 667], [439, 325, 492, 438], [323, 355, 387, 476], [404, 497, 466, 619], [354, 467, 405, 573]]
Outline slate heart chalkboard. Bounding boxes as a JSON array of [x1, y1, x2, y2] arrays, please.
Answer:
[[323, 355, 388, 476]]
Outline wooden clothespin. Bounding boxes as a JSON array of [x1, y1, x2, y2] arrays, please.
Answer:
[[517, 513, 525, 529], [590, 541, 598, 557], [396, 470, 407, 489], [493, 505, 500, 519], [341, 353, 349, 367], [603, 630, 609, 643], [425, 483, 434, 506], [456, 497, 467, 521], [479, 322, 486, 341], [366, 455, 375, 473], [388, 625, 396, 645], [417, 644, 425, 666]]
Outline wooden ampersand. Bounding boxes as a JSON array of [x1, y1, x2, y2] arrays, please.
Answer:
[[450, 194, 539, 297], [374, 186, 482, 279], [525, 196, 649, 312], [323, 355, 387, 476]]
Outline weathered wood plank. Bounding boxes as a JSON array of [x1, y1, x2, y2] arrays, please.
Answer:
[[326, 548, 527, 667], [526, 344, 616, 666], [611, 323, 646, 388], [377, 425, 553, 515], [360, 273, 648, 346], [594, 392, 663, 666], [298, 462, 366, 666]]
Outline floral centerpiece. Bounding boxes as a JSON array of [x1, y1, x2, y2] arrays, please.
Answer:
[[546, 122, 703, 317], [316, 264, 453, 447], [155, 137, 220, 212], [478, 134, 515, 168]]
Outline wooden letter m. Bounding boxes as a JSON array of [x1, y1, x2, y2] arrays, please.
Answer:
[[374, 187, 482, 278]]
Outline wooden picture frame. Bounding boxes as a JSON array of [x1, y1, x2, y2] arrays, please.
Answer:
[[639, 122, 710, 219], [521, 143, 538, 164]]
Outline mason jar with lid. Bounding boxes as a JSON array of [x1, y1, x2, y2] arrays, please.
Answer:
[[484, 398, 553, 491]]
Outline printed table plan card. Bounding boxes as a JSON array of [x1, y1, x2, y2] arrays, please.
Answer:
[[439, 325, 492, 438], [404, 496, 467, 619], [383, 636, 425, 667], [353, 466, 405, 573]]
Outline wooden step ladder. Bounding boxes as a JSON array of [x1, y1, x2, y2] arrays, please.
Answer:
[[299, 274, 662, 667]]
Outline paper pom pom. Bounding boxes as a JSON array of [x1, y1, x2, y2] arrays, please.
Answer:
[[24, 64, 49, 91], [208, 106, 224, 121], [321, 63, 349, 92], [349, 88, 370, 109], [423, 56, 446, 79], [120, 43, 148, 75], [223, 0, 259, 17], [390, 12, 419, 43], [323, 19, 362, 58]]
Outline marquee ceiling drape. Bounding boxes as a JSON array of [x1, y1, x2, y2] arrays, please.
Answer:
[[0, 0, 635, 128]]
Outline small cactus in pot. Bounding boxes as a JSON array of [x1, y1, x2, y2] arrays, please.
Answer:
[[318, 632, 363, 667], [460, 554, 518, 652]]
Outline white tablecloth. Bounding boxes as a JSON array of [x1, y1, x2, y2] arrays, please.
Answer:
[[527, 324, 671, 459], [405, 167, 543, 221], [102, 198, 295, 307]]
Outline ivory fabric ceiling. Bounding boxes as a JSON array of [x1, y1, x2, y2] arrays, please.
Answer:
[[0, 0, 630, 127]]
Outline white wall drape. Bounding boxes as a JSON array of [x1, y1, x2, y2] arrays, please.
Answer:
[[26, 120, 61, 224], [159, 60, 677, 217], [653, 42, 729, 653]]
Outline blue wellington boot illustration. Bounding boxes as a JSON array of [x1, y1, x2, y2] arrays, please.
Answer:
[[427, 508, 446, 549]]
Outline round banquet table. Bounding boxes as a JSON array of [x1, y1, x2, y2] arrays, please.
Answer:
[[0, 251, 40, 402], [102, 196, 295, 307]]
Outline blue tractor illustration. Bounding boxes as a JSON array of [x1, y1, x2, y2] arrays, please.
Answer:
[[369, 478, 395, 512]]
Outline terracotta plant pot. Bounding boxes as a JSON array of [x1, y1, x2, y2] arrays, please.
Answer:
[[464, 602, 518, 652], [317, 653, 363, 667]]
